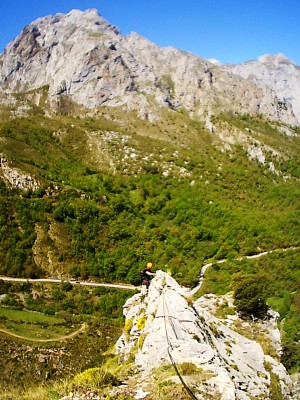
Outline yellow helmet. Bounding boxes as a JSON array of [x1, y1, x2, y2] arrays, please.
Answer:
[[147, 262, 153, 269]]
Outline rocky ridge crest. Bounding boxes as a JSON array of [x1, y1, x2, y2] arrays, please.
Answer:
[[226, 53, 300, 126], [115, 271, 292, 399]]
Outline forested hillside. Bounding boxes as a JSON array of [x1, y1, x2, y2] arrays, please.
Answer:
[[0, 100, 299, 283], [0, 7, 300, 398], [0, 94, 299, 397]]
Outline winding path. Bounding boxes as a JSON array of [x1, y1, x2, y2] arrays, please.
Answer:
[[0, 276, 136, 290], [0, 247, 298, 343], [188, 246, 299, 295], [0, 246, 298, 296], [0, 323, 86, 342]]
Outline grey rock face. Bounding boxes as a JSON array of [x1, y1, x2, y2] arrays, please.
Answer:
[[226, 54, 300, 125], [116, 271, 292, 399], [0, 9, 298, 126]]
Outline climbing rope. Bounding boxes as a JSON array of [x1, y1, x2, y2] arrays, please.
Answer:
[[161, 290, 199, 400]]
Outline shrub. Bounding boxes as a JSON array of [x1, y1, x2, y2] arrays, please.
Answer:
[[232, 274, 268, 318], [136, 315, 146, 330], [72, 367, 119, 388]]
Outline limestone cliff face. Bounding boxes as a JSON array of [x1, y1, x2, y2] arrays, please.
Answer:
[[0, 9, 298, 125], [226, 54, 300, 125], [116, 271, 292, 399]]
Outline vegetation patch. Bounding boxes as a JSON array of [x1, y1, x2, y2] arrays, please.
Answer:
[[0, 281, 127, 395], [215, 302, 236, 319], [72, 367, 120, 389], [124, 318, 133, 337], [0, 308, 74, 340], [0, 95, 299, 399], [136, 315, 146, 330]]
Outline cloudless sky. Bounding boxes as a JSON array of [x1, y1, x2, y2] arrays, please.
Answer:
[[0, 0, 299, 65]]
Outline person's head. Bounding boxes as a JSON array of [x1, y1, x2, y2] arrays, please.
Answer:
[[147, 262, 153, 269]]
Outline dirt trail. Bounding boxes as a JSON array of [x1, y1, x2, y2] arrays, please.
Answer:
[[0, 276, 136, 290], [189, 246, 299, 295], [0, 323, 86, 342], [0, 246, 298, 296]]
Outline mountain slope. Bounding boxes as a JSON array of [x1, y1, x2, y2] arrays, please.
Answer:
[[0, 8, 299, 396], [0, 7, 299, 313]]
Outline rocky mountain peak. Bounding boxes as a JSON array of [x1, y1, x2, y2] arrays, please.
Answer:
[[3, 8, 117, 60], [0, 9, 299, 125], [258, 53, 295, 66], [116, 271, 292, 399], [226, 53, 300, 125]]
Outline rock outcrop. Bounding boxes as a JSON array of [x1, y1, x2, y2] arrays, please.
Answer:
[[0, 156, 40, 191], [226, 54, 300, 125], [0, 9, 298, 126], [116, 271, 292, 399]]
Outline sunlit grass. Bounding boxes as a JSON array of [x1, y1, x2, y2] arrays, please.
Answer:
[[0, 307, 73, 340]]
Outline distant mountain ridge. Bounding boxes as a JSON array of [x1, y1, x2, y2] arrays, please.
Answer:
[[0, 8, 299, 125], [225, 53, 300, 126]]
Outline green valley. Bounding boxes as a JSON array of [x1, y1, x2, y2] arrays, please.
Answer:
[[0, 94, 299, 398]]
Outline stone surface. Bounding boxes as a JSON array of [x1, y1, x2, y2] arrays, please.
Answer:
[[116, 271, 292, 399], [0, 157, 40, 191], [0, 9, 299, 126], [226, 54, 300, 125]]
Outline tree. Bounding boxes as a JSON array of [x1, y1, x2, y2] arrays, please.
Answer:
[[233, 273, 268, 318], [281, 339, 300, 372]]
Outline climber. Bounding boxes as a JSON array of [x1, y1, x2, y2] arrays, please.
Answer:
[[140, 262, 156, 289]]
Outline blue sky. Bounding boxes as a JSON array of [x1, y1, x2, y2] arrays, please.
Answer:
[[0, 0, 299, 65]]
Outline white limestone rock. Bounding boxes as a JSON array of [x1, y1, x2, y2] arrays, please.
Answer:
[[226, 53, 300, 125], [0, 10, 298, 126], [0, 157, 40, 191], [116, 271, 292, 399]]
